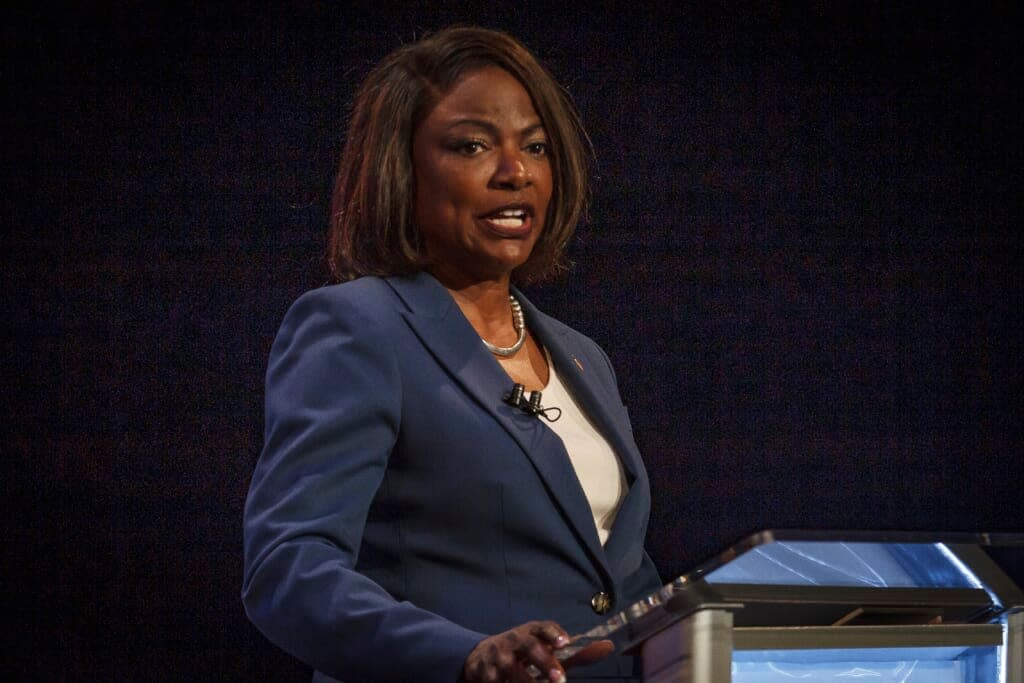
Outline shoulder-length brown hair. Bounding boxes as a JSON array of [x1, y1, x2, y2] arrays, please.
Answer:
[[328, 26, 590, 284]]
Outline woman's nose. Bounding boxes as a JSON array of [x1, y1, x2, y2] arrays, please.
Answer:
[[490, 148, 529, 190]]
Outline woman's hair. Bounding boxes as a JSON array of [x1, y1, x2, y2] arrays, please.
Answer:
[[328, 26, 590, 283]]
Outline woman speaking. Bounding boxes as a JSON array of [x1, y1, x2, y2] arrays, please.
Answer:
[[242, 26, 662, 683]]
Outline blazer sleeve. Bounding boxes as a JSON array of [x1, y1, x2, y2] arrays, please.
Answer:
[[241, 287, 485, 682]]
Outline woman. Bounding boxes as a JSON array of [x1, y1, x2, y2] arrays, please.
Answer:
[[242, 27, 662, 682]]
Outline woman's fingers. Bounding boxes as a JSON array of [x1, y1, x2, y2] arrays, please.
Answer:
[[464, 621, 569, 683], [532, 621, 571, 648]]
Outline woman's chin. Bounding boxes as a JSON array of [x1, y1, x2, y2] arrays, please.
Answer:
[[432, 250, 533, 286]]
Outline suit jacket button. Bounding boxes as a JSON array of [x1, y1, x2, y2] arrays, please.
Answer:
[[591, 591, 613, 615]]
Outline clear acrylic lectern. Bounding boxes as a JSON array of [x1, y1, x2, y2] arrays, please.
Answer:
[[563, 530, 1024, 682]]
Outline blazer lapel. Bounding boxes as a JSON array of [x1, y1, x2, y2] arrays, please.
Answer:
[[385, 273, 613, 583], [514, 291, 644, 484], [515, 290, 650, 582]]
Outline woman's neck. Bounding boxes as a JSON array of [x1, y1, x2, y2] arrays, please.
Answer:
[[432, 270, 548, 390], [435, 273, 518, 344]]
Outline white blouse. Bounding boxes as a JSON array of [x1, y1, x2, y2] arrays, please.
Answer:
[[540, 356, 627, 546]]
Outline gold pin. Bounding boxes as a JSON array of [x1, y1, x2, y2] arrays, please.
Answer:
[[573, 357, 584, 372]]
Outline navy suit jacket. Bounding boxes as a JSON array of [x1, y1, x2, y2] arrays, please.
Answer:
[[242, 272, 661, 682]]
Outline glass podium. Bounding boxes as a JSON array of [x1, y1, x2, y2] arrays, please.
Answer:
[[562, 530, 1024, 682]]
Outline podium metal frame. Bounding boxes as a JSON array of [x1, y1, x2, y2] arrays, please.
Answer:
[[570, 531, 1024, 683]]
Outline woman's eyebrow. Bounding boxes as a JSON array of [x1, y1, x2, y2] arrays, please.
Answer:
[[521, 122, 546, 137], [445, 118, 546, 136]]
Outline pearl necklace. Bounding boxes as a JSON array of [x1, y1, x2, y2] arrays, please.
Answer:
[[482, 296, 526, 357]]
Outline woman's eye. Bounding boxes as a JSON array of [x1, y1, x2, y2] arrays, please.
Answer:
[[525, 141, 549, 156], [457, 140, 486, 155]]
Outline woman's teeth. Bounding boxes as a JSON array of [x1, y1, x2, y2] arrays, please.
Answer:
[[489, 211, 526, 228]]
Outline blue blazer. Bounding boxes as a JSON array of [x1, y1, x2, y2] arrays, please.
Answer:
[[242, 272, 661, 682]]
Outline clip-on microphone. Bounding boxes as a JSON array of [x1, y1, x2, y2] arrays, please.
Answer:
[[503, 383, 561, 422]]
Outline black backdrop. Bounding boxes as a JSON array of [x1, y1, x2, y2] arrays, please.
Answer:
[[5, 2, 1022, 679]]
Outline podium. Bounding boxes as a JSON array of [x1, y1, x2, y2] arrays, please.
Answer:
[[569, 531, 1024, 682]]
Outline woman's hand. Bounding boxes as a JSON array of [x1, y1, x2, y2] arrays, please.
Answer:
[[462, 621, 614, 683]]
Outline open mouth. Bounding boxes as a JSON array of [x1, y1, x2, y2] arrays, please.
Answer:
[[480, 204, 534, 235], [487, 208, 529, 229]]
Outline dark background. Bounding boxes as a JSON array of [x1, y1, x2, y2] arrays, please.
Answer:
[[4, 1, 1021, 679]]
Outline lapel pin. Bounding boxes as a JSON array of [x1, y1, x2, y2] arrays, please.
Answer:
[[573, 357, 584, 372]]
